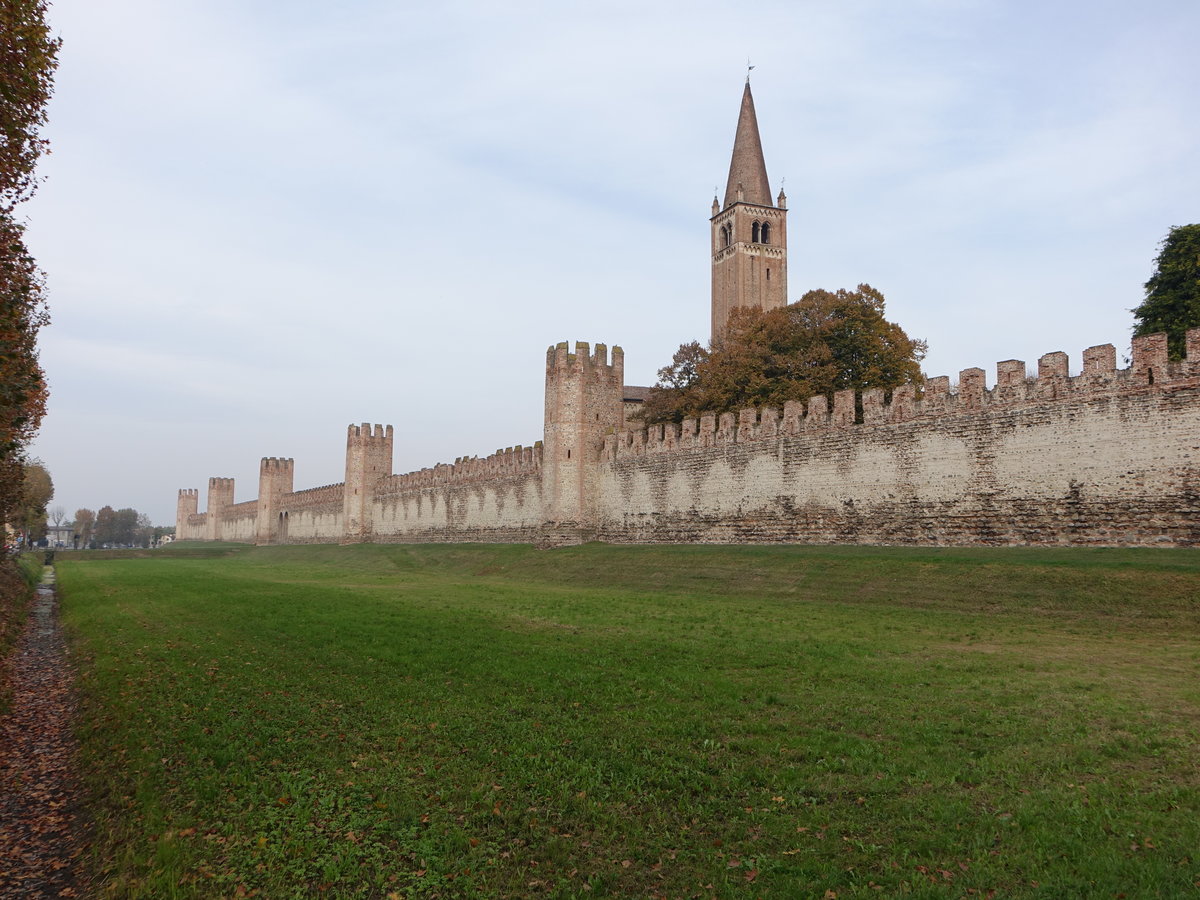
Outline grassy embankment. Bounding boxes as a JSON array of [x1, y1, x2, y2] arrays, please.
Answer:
[[57, 542, 1200, 898]]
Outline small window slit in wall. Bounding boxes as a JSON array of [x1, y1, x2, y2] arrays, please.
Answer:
[[567, 449, 571, 459]]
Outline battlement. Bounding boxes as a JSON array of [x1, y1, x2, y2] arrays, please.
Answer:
[[260, 456, 294, 473], [545, 341, 624, 381], [178, 488, 198, 498], [226, 499, 257, 517], [208, 477, 235, 490], [347, 423, 393, 443], [283, 483, 345, 511], [377, 442, 543, 495], [605, 331, 1200, 460]]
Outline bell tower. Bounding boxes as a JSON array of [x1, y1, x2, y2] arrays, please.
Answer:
[[711, 80, 788, 343]]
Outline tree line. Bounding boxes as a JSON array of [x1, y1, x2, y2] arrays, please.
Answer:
[[67, 507, 172, 549], [0, 1, 59, 543]]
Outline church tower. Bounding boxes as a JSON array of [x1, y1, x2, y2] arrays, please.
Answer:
[[710, 80, 788, 342]]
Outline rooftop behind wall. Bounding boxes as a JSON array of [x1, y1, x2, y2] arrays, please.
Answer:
[[607, 332, 1199, 460]]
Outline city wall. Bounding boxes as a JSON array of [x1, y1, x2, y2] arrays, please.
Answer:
[[176, 331, 1200, 549]]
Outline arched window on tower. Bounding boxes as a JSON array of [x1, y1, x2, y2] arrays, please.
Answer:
[[752, 221, 761, 243], [720, 224, 731, 248], [761, 222, 770, 244]]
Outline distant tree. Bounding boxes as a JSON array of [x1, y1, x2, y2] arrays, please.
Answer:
[[94, 505, 116, 546], [113, 508, 138, 546], [643, 285, 926, 423], [134, 512, 153, 547], [1132, 224, 1200, 360], [0, 0, 59, 529], [48, 503, 64, 526], [7, 459, 52, 544], [73, 507, 94, 547]]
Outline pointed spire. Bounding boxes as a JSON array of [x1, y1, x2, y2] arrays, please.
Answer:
[[723, 81, 772, 209]]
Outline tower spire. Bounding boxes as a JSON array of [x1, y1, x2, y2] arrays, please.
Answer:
[[722, 81, 772, 209], [711, 81, 788, 342]]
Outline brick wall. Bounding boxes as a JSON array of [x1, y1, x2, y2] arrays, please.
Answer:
[[594, 334, 1200, 547]]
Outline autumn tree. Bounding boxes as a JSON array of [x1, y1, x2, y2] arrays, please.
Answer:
[[1132, 224, 1200, 360], [0, 0, 59, 527], [93, 506, 115, 546], [642, 285, 926, 423], [8, 459, 52, 544], [134, 512, 153, 547], [72, 507, 94, 547]]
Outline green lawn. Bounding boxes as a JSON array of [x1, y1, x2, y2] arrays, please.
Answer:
[[57, 543, 1200, 898]]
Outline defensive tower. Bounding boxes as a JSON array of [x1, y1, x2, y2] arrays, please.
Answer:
[[256, 457, 295, 544], [343, 424, 393, 542], [175, 488, 198, 539], [711, 80, 788, 342], [543, 341, 624, 542], [205, 477, 235, 542]]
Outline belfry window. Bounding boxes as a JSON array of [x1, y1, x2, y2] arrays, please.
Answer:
[[760, 222, 770, 244], [752, 221, 761, 243], [720, 224, 731, 248]]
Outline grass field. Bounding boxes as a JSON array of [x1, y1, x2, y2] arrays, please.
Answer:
[[56, 542, 1200, 898]]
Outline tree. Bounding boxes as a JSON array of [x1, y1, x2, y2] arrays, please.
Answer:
[[73, 507, 94, 547], [112, 508, 138, 546], [0, 0, 61, 208], [1132, 224, 1200, 360], [7, 459, 52, 544], [134, 512, 153, 548], [0, 0, 59, 528], [642, 285, 926, 423], [94, 506, 115, 546], [638, 341, 710, 424]]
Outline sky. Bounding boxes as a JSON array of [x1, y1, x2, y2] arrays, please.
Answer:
[[22, 0, 1200, 526]]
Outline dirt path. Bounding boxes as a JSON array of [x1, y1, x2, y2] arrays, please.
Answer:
[[0, 567, 88, 898]]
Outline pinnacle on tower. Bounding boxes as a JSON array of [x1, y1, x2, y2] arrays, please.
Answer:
[[722, 81, 772, 209]]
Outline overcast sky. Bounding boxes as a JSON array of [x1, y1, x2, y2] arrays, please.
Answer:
[[23, 0, 1199, 526]]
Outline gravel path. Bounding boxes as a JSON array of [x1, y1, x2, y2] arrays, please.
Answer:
[[0, 567, 89, 897]]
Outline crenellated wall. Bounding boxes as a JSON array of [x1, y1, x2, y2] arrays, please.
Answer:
[[372, 444, 545, 543], [594, 333, 1200, 546], [174, 331, 1200, 549], [279, 483, 344, 544]]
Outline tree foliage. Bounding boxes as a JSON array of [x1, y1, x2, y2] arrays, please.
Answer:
[[0, 0, 58, 528], [93, 506, 115, 546], [72, 507, 94, 545], [84, 506, 160, 547], [641, 285, 926, 423], [7, 458, 51, 542], [1132, 224, 1200, 360], [0, 0, 60, 209]]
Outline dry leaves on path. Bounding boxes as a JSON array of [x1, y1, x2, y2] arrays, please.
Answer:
[[0, 568, 89, 898]]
